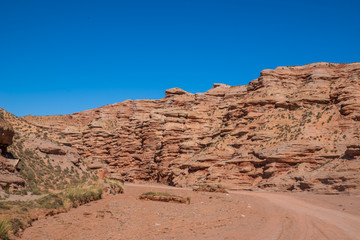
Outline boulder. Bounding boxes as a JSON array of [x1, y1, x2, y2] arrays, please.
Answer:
[[38, 146, 66, 155], [165, 88, 190, 97]]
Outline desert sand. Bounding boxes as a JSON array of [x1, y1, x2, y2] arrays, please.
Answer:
[[20, 183, 360, 240]]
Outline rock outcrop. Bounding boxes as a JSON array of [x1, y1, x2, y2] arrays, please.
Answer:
[[23, 62, 360, 193], [0, 118, 14, 148], [0, 109, 90, 195], [0, 118, 25, 191]]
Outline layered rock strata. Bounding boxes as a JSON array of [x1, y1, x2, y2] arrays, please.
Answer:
[[24, 63, 360, 193]]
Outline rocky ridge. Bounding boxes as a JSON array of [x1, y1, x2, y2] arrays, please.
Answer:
[[23, 62, 360, 193]]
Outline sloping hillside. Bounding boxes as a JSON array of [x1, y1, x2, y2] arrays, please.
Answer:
[[0, 108, 90, 195]]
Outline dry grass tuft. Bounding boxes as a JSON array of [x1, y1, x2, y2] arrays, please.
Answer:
[[64, 184, 103, 207], [103, 179, 124, 194]]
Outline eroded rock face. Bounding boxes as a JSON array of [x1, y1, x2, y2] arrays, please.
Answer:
[[0, 118, 14, 148], [0, 118, 25, 189], [28, 135, 81, 167], [23, 62, 360, 193], [345, 143, 360, 157]]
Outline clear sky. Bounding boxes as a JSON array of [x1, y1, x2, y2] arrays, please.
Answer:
[[1, 0, 359, 117]]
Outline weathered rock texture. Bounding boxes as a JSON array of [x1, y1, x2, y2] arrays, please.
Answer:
[[0, 118, 14, 147], [0, 118, 25, 190], [0, 109, 89, 194], [23, 63, 360, 193]]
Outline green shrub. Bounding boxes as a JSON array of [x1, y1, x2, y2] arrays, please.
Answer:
[[0, 202, 10, 210], [10, 218, 25, 235], [36, 194, 64, 209], [29, 185, 42, 195], [0, 218, 11, 240], [13, 189, 28, 196]]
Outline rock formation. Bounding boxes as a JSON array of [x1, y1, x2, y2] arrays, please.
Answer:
[[0, 109, 89, 194], [0, 118, 25, 191], [23, 62, 360, 193], [0, 118, 14, 148]]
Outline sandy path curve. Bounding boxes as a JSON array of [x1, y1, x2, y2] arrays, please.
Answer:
[[237, 191, 360, 240], [246, 191, 359, 239], [19, 183, 360, 240]]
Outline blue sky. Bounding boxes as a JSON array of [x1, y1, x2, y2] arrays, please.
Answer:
[[1, 0, 359, 116]]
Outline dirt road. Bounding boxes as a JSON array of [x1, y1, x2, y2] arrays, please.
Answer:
[[20, 183, 360, 240]]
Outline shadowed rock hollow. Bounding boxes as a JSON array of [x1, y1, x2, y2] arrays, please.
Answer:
[[23, 63, 360, 194]]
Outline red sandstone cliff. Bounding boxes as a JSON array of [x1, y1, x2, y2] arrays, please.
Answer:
[[23, 62, 360, 193]]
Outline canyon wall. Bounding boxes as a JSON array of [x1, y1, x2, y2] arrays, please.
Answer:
[[24, 62, 360, 193]]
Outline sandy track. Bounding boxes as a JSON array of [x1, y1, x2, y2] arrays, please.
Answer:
[[19, 183, 360, 240], [243, 191, 360, 239], [237, 191, 360, 240]]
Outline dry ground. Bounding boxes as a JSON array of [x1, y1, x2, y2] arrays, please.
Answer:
[[19, 183, 360, 240]]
